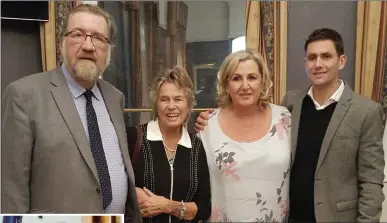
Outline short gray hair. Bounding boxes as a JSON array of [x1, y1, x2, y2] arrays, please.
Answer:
[[149, 66, 196, 123], [60, 4, 117, 45]]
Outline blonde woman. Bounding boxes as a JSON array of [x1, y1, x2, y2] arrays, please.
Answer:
[[198, 49, 291, 222], [126, 66, 211, 222]]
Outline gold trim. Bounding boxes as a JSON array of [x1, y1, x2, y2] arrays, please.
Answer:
[[124, 108, 214, 112], [40, 24, 47, 72], [278, 1, 288, 103], [273, 1, 288, 104], [354, 1, 382, 98], [39, 1, 57, 71], [354, 1, 365, 94]]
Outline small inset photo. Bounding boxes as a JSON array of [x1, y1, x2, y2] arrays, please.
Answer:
[[1, 215, 124, 223]]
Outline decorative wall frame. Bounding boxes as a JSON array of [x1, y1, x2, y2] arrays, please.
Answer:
[[354, 1, 387, 104], [193, 63, 218, 93]]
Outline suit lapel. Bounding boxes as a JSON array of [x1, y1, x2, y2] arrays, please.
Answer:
[[98, 81, 132, 174], [49, 68, 99, 181], [315, 86, 352, 173], [290, 92, 305, 166]]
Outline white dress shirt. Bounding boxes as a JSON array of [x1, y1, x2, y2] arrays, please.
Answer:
[[307, 80, 345, 110]]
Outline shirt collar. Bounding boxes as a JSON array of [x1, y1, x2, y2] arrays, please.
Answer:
[[146, 119, 192, 148], [61, 63, 102, 101], [307, 79, 345, 106]]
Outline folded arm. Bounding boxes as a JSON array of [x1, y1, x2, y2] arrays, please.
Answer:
[[166, 140, 211, 221], [137, 187, 199, 220], [137, 140, 211, 221]]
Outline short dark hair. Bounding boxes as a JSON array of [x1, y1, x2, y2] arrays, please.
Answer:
[[304, 28, 344, 56]]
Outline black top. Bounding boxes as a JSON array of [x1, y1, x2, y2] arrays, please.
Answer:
[[127, 123, 211, 223], [289, 96, 337, 222]]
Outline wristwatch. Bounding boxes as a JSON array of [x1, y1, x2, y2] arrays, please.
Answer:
[[179, 200, 187, 220]]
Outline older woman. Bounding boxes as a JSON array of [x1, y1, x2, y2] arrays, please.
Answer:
[[197, 49, 291, 222], [126, 66, 211, 223]]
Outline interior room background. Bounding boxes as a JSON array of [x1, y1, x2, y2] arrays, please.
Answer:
[[1, 1, 387, 219]]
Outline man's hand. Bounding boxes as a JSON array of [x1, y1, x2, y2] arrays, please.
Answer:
[[194, 109, 214, 133], [139, 187, 171, 218]]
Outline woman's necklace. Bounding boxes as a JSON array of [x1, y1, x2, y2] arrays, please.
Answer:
[[164, 144, 177, 152], [161, 135, 178, 160], [164, 145, 177, 161]]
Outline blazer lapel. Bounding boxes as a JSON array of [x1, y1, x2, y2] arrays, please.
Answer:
[[315, 86, 352, 173], [290, 92, 305, 166], [98, 81, 132, 174], [50, 68, 99, 181]]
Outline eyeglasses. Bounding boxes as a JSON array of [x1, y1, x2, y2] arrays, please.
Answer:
[[64, 30, 110, 47]]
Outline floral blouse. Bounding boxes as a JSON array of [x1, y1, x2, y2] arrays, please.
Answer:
[[200, 104, 292, 222]]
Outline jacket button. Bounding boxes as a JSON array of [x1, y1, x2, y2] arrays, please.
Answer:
[[96, 188, 101, 193]]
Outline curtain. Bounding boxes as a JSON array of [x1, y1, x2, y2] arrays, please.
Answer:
[[245, 1, 288, 104], [55, 1, 80, 66], [40, 1, 80, 72]]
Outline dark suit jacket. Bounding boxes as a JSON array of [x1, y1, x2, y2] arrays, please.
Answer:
[[1, 67, 141, 222], [282, 85, 385, 222]]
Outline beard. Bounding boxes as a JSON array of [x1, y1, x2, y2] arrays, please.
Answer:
[[74, 59, 100, 82], [61, 42, 111, 83]]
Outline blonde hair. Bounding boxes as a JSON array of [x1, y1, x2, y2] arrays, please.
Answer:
[[217, 49, 273, 108], [60, 4, 117, 45], [149, 66, 196, 123]]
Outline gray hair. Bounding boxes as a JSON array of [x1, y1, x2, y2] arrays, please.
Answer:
[[59, 4, 117, 45], [149, 66, 196, 123]]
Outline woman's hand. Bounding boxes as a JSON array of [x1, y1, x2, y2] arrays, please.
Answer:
[[138, 187, 171, 218], [136, 187, 149, 204]]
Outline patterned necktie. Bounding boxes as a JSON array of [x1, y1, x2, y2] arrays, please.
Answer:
[[84, 90, 112, 210]]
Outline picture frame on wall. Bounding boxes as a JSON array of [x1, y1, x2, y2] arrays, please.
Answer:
[[193, 63, 218, 108], [193, 63, 218, 93]]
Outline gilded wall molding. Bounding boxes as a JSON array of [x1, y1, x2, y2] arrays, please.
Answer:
[[273, 1, 288, 104], [40, 1, 56, 71], [354, 1, 386, 102]]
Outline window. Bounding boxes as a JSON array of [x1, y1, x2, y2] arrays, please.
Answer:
[[232, 36, 246, 53]]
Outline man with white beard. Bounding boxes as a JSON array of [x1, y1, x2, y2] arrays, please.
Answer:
[[1, 4, 141, 221]]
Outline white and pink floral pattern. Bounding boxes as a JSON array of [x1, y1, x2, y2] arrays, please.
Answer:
[[201, 104, 292, 222]]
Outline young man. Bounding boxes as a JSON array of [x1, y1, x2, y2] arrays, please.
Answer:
[[2, 4, 141, 221], [194, 28, 385, 222]]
